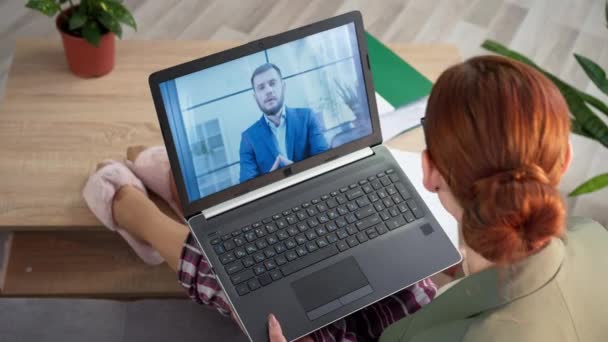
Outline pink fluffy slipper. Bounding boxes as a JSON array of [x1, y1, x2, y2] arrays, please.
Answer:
[[82, 160, 164, 265], [126, 146, 183, 220]]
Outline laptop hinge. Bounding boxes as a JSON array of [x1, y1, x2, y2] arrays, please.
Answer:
[[202, 147, 374, 219]]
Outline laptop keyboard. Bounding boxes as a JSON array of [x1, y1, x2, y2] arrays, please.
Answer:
[[209, 169, 425, 297]]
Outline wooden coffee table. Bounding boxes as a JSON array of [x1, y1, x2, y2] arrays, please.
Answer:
[[0, 39, 459, 297]]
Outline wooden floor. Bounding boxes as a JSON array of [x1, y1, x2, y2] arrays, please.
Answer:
[[0, 0, 606, 274], [0, 0, 606, 97]]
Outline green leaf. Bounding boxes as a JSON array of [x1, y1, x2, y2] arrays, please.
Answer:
[[100, 0, 137, 30], [570, 117, 593, 138], [68, 11, 87, 30], [481, 40, 538, 67], [578, 91, 608, 118], [25, 0, 61, 17], [82, 20, 101, 47], [569, 173, 608, 196], [79, 0, 88, 13], [482, 40, 608, 149], [483, 42, 608, 120], [575, 54, 608, 97], [98, 12, 122, 38], [556, 79, 608, 148]]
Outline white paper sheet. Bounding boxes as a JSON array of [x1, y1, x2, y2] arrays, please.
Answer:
[[374, 92, 428, 141], [381, 98, 428, 141], [375, 92, 394, 115]]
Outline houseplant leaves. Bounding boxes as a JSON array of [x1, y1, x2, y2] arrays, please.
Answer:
[[575, 54, 608, 97], [569, 173, 608, 196], [482, 39, 608, 196], [482, 40, 608, 149], [25, 0, 61, 17], [26, 0, 137, 47]]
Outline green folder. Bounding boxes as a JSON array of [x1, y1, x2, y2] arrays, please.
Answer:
[[365, 32, 432, 109]]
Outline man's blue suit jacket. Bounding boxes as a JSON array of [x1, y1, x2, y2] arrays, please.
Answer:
[[239, 107, 328, 182]]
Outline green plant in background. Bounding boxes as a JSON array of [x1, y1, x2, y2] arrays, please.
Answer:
[[26, 0, 136, 47], [481, 1, 608, 196]]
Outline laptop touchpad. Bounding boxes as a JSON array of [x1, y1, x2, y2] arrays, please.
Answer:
[[291, 256, 372, 320]]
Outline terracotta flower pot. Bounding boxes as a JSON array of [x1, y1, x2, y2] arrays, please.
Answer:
[[55, 8, 115, 78]]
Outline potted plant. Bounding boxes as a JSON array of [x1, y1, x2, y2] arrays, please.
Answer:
[[26, 0, 137, 77]]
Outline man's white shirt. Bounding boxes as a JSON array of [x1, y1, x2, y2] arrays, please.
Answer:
[[264, 106, 287, 157]]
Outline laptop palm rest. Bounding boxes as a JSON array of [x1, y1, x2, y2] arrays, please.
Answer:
[[291, 257, 373, 320]]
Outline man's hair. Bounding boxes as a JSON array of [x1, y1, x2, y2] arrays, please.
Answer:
[[250, 63, 282, 88]]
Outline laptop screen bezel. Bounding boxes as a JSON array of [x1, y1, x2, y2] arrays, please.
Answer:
[[148, 11, 381, 219]]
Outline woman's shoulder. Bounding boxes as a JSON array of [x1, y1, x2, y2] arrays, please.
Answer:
[[380, 315, 564, 342], [380, 313, 473, 342], [462, 315, 569, 342], [380, 217, 607, 342], [557, 216, 608, 341], [562, 216, 608, 271]]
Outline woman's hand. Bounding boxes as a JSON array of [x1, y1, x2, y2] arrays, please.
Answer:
[[268, 314, 314, 342], [268, 314, 287, 342]]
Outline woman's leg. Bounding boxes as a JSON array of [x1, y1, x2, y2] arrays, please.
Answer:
[[310, 278, 437, 341], [100, 149, 235, 319], [111, 184, 234, 318], [105, 146, 188, 272], [112, 185, 187, 272]]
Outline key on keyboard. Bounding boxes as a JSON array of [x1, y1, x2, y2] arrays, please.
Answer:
[[212, 169, 424, 296]]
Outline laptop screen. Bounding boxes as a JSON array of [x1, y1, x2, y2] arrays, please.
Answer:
[[159, 23, 372, 203]]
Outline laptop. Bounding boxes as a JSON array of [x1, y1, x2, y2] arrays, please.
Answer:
[[148, 11, 461, 341]]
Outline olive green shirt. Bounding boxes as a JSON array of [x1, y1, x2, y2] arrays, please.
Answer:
[[380, 217, 608, 342]]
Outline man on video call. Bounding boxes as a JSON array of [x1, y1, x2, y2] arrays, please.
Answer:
[[239, 63, 329, 182]]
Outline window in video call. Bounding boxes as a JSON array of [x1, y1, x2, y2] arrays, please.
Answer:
[[159, 23, 372, 203]]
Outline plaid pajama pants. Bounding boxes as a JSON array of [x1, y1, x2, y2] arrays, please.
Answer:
[[178, 233, 436, 342]]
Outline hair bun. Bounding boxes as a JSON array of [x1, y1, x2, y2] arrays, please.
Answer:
[[473, 164, 551, 190], [462, 165, 565, 264]]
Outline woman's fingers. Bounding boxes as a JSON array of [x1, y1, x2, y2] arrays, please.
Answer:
[[268, 314, 287, 342]]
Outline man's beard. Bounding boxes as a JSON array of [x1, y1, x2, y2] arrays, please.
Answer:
[[258, 95, 284, 116]]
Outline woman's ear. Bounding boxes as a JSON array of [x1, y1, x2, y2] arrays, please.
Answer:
[[422, 150, 438, 193]]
